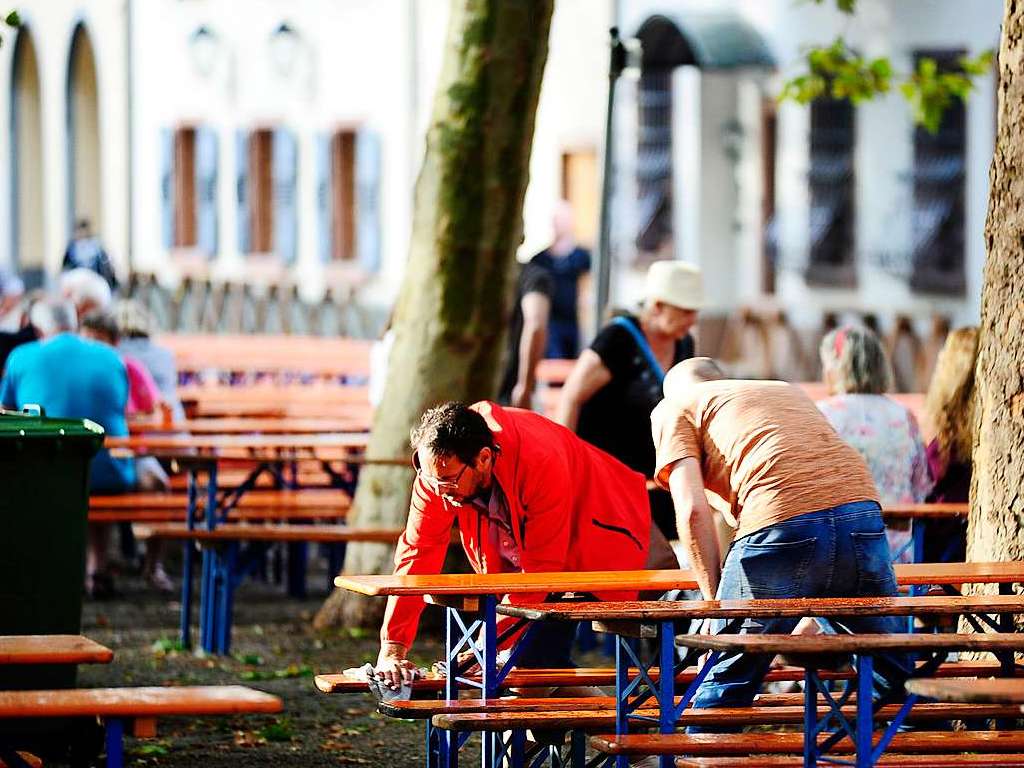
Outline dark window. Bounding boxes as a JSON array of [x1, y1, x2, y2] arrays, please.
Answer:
[[909, 50, 967, 296], [330, 130, 356, 261], [805, 95, 856, 287], [249, 129, 274, 253], [636, 68, 673, 255], [172, 128, 197, 248]]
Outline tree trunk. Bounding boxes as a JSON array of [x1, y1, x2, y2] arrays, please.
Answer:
[[967, 2, 1024, 572], [314, 0, 554, 630]]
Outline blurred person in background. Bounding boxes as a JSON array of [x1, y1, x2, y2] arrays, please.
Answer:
[[113, 300, 184, 422], [817, 325, 932, 562], [80, 309, 172, 591], [63, 218, 117, 290], [0, 290, 41, 374], [60, 267, 112, 321], [498, 260, 553, 409], [529, 201, 590, 359], [0, 268, 25, 329], [556, 260, 700, 552], [921, 327, 978, 563], [0, 299, 135, 597], [80, 311, 163, 419]]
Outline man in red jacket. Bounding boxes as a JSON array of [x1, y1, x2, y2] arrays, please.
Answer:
[[374, 400, 652, 688]]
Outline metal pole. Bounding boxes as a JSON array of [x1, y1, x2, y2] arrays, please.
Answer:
[[593, 27, 627, 339]]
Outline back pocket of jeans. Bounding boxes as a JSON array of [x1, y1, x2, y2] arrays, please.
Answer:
[[737, 537, 817, 598], [851, 530, 898, 596]]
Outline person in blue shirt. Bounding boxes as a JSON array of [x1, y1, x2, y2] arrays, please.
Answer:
[[0, 298, 135, 596], [529, 201, 591, 359]]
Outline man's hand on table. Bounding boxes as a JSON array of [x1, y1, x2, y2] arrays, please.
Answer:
[[374, 641, 422, 691]]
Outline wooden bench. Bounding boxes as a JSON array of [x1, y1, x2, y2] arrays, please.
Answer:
[[134, 522, 403, 544], [676, 758, 1024, 767], [0, 636, 112, 666], [589, 732, 1024, 758], [0, 685, 281, 768], [314, 660, 1016, 696]]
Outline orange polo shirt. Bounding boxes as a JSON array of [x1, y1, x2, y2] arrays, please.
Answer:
[[651, 380, 879, 539]]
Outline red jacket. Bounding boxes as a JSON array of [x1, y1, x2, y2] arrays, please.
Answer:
[[381, 401, 651, 648]]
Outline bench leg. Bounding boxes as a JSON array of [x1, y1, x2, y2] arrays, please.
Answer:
[[105, 718, 125, 768]]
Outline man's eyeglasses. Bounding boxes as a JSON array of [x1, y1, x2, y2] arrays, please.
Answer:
[[412, 452, 469, 496]]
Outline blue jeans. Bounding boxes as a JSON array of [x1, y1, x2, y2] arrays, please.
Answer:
[[689, 501, 912, 720]]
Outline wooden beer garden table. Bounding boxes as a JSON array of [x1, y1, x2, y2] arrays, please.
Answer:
[[497, 565, 1024, 768], [336, 563, 1024, 768], [105, 432, 405, 654]]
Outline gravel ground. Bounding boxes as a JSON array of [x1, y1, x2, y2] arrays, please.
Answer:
[[73, 555, 452, 767]]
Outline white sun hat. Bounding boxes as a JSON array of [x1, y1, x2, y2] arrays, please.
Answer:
[[644, 260, 704, 311]]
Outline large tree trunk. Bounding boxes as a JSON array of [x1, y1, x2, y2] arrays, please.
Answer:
[[967, 2, 1024, 570], [314, 0, 554, 629]]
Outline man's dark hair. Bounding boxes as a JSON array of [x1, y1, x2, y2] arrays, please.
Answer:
[[410, 402, 495, 465]]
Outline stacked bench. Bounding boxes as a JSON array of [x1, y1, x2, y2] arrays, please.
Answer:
[[0, 635, 282, 768]]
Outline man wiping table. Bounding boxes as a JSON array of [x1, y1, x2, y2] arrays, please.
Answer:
[[374, 400, 655, 689]]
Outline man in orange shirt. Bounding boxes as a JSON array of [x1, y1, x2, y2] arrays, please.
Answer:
[[651, 358, 910, 715], [374, 400, 652, 689]]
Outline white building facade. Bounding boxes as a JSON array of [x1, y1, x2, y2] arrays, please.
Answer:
[[0, 0, 1003, 337]]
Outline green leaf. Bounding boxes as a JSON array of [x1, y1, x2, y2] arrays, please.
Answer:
[[5, 10, 20, 27], [258, 718, 295, 743]]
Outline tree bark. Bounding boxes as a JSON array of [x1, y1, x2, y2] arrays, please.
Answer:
[[314, 0, 554, 630], [967, 1, 1024, 573]]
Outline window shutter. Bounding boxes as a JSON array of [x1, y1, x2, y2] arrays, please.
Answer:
[[160, 128, 174, 249], [273, 128, 299, 264], [315, 132, 332, 263], [195, 126, 219, 258], [355, 129, 382, 272], [235, 130, 251, 254]]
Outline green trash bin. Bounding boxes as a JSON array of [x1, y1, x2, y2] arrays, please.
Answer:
[[0, 405, 104, 691]]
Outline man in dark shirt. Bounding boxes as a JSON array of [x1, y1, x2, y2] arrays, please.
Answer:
[[499, 263, 554, 408], [62, 219, 118, 290], [529, 201, 590, 359]]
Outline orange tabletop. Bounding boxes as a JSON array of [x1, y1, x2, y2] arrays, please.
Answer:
[[129, 417, 372, 435], [335, 569, 699, 597], [336, 561, 1024, 598], [906, 678, 1024, 705], [0, 635, 113, 665], [882, 503, 968, 519], [90, 489, 351, 510]]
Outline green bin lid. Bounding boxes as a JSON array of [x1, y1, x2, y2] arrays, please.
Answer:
[[0, 405, 106, 444]]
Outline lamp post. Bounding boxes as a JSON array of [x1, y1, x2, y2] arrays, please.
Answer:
[[593, 27, 628, 338]]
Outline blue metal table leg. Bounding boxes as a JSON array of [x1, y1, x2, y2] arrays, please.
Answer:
[[658, 620, 675, 768], [105, 718, 125, 768], [803, 667, 817, 767], [481, 595, 498, 768], [216, 541, 239, 655], [855, 654, 874, 768], [201, 464, 220, 654], [286, 541, 308, 598], [613, 635, 632, 768], [180, 466, 200, 649]]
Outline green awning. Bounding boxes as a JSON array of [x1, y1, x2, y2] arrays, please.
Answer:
[[636, 12, 776, 71]]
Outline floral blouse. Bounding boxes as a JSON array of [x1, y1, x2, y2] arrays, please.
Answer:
[[817, 394, 933, 562]]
